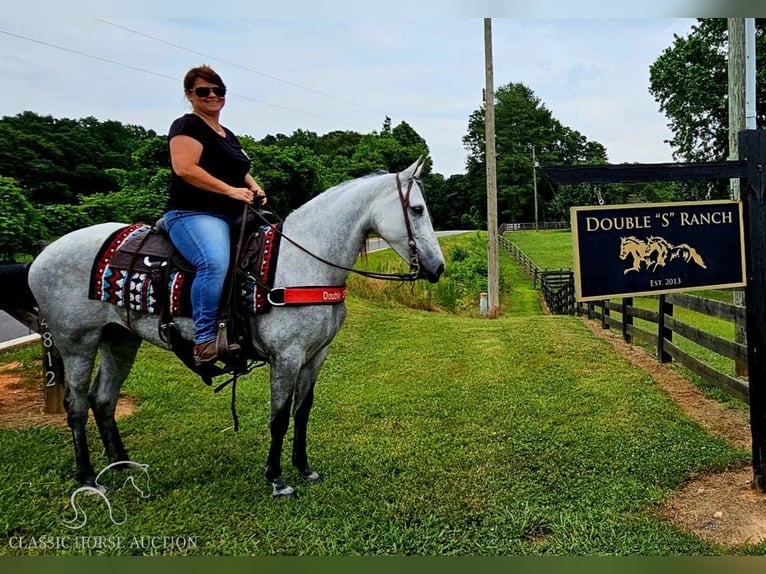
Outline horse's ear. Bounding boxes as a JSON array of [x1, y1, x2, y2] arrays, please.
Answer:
[[401, 156, 425, 180]]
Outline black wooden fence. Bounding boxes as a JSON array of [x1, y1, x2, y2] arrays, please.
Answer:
[[498, 234, 576, 314], [541, 271, 576, 315], [578, 293, 749, 404]]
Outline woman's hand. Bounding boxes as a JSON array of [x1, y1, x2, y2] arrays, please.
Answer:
[[229, 186, 266, 205], [248, 183, 267, 206]]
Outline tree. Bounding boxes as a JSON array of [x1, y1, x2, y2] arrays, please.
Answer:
[[0, 177, 44, 259], [0, 111, 157, 204], [242, 138, 327, 214], [463, 82, 608, 225], [649, 18, 766, 163]]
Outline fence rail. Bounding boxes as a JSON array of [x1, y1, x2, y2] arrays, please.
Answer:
[[579, 295, 749, 404], [540, 271, 575, 315], [499, 221, 569, 233]]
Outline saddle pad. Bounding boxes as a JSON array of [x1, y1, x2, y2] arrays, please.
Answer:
[[88, 224, 192, 317], [88, 223, 281, 317]]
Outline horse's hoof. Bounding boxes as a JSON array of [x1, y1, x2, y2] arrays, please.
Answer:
[[301, 469, 323, 484], [270, 478, 298, 499]]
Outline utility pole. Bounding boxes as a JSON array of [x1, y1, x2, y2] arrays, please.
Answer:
[[728, 18, 749, 376], [484, 18, 500, 318], [532, 145, 539, 230]]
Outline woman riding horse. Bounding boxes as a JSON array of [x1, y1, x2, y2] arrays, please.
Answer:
[[162, 65, 266, 365]]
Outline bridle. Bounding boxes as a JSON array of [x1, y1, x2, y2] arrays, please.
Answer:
[[247, 171, 423, 282]]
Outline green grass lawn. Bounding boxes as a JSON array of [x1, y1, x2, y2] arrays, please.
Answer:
[[503, 230, 574, 270], [0, 296, 752, 556]]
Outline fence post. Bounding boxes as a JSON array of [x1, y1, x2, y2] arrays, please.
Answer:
[[622, 297, 633, 344], [601, 299, 610, 329], [741, 129, 766, 491], [657, 295, 673, 363], [39, 315, 66, 414]]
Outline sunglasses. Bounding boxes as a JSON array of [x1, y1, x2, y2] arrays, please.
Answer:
[[191, 86, 227, 98]]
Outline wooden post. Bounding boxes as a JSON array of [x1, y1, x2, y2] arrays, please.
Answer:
[[740, 129, 766, 491], [39, 316, 66, 414], [657, 295, 673, 363], [729, 18, 749, 377], [601, 299, 610, 329], [622, 297, 633, 344], [483, 18, 500, 318]]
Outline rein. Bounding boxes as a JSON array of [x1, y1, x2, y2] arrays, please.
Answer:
[[248, 172, 421, 282]]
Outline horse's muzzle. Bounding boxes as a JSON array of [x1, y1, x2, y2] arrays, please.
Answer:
[[421, 263, 444, 283]]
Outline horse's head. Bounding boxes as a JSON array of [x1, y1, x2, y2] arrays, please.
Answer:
[[619, 236, 636, 260], [373, 157, 445, 283]]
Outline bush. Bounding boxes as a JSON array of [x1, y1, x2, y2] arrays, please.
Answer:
[[349, 232, 502, 316]]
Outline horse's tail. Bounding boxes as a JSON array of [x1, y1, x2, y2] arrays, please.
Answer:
[[671, 245, 707, 269], [0, 262, 39, 328]]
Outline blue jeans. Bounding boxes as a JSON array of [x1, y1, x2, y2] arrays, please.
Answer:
[[162, 210, 233, 344]]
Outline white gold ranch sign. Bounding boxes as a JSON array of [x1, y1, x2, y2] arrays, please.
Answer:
[[571, 200, 746, 302]]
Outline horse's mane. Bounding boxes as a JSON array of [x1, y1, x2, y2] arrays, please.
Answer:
[[288, 169, 391, 218]]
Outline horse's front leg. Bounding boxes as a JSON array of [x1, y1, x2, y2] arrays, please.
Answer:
[[291, 350, 327, 484], [265, 361, 297, 499]]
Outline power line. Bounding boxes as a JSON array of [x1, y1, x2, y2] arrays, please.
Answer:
[[0, 24, 469, 156], [94, 18, 466, 138], [0, 29, 178, 83], [95, 18, 388, 116], [0, 27, 372, 131]]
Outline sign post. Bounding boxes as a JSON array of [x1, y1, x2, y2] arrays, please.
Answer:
[[39, 315, 66, 414], [543, 129, 766, 490]]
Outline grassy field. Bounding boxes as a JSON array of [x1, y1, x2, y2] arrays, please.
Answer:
[[348, 232, 542, 318], [0, 302, 750, 556], [0, 232, 756, 556], [503, 229, 746, 404], [502, 230, 574, 270]]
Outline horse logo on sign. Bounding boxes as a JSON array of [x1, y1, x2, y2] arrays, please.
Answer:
[[619, 235, 707, 275]]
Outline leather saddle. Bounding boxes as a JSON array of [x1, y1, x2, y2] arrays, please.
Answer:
[[113, 208, 281, 385]]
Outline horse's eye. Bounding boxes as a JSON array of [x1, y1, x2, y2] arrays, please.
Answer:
[[411, 205, 424, 216]]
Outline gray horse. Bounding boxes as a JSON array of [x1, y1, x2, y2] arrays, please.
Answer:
[[26, 157, 445, 498]]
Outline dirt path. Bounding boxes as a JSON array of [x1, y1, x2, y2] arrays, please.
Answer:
[[0, 361, 135, 430]]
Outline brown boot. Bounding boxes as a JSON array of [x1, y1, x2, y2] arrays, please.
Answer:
[[193, 339, 219, 365]]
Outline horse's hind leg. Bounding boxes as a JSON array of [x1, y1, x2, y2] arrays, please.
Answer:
[[89, 324, 142, 466], [59, 334, 101, 486]]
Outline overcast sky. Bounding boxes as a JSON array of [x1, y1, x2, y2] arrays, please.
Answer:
[[0, 15, 698, 176]]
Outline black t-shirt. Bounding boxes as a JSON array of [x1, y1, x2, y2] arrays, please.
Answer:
[[164, 113, 251, 216]]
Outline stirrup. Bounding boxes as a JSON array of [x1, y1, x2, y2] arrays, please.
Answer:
[[215, 320, 241, 356]]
